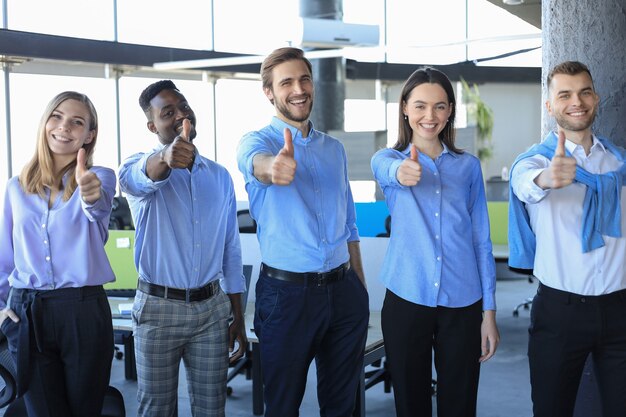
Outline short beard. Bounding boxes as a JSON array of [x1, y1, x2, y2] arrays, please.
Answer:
[[275, 99, 312, 123]]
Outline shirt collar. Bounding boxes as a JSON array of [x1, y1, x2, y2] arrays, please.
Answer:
[[565, 134, 606, 156], [401, 141, 457, 159], [270, 116, 315, 142]]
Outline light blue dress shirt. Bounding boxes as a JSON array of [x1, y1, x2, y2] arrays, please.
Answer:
[[118, 146, 245, 294], [237, 117, 359, 273], [371, 144, 496, 310], [0, 167, 117, 308]]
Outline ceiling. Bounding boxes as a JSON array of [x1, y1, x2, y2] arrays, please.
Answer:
[[485, 0, 542, 29]]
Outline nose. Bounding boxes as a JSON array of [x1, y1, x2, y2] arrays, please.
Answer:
[[571, 93, 583, 106], [293, 81, 305, 94]]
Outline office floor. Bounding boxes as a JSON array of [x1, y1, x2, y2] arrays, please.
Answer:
[[104, 277, 538, 417]]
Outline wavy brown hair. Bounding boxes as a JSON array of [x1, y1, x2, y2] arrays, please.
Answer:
[[19, 91, 98, 201], [392, 67, 461, 154]]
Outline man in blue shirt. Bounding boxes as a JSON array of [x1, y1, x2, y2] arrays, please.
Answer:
[[119, 80, 246, 417], [237, 47, 369, 417]]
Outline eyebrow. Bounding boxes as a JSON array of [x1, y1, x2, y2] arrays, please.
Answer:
[[412, 100, 448, 105], [52, 110, 87, 121], [555, 86, 594, 95]]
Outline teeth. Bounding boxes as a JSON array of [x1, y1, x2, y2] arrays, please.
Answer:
[[290, 98, 306, 104], [570, 111, 585, 116], [421, 124, 436, 128]]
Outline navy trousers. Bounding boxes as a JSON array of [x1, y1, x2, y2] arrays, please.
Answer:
[[254, 267, 369, 417], [1, 286, 113, 417]]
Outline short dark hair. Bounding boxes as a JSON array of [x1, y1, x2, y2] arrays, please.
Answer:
[[393, 67, 460, 154], [261, 47, 313, 92], [139, 80, 179, 115], [547, 61, 593, 90]]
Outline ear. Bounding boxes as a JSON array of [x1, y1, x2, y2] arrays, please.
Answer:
[[264, 87, 274, 104], [84, 130, 95, 145], [545, 99, 553, 116], [402, 101, 407, 117], [147, 120, 157, 134]]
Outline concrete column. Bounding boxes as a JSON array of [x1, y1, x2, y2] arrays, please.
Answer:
[[300, 0, 346, 133], [542, 0, 626, 145]]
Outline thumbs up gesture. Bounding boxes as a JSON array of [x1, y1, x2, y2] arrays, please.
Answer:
[[161, 118, 196, 169], [75, 148, 102, 204], [397, 144, 422, 186], [271, 128, 297, 185], [537, 130, 576, 190]]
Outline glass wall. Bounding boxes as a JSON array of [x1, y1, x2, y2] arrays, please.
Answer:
[[7, 0, 114, 40]]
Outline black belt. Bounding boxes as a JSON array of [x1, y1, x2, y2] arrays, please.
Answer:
[[261, 262, 350, 286], [138, 280, 219, 302]]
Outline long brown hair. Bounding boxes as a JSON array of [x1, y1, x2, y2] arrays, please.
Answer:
[[19, 91, 98, 201], [392, 67, 461, 154]]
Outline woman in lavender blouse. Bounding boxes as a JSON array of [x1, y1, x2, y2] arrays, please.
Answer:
[[0, 91, 116, 416]]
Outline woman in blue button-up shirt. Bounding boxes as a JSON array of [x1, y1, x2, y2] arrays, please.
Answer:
[[0, 91, 116, 416], [371, 67, 499, 417]]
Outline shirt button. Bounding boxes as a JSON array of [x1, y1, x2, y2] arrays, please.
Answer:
[[42, 224, 46, 228], [44, 240, 48, 244], [435, 235, 440, 240], [434, 283, 439, 287], [436, 190, 440, 194], [434, 172, 438, 176], [435, 212, 439, 217], [45, 256, 50, 261], [436, 256, 441, 261]]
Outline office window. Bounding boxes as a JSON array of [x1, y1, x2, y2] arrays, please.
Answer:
[[344, 99, 386, 132], [7, 0, 114, 40], [385, 0, 466, 65], [213, 0, 298, 54], [9, 74, 118, 175], [214, 78, 274, 201], [117, 0, 212, 49], [118, 77, 214, 164], [467, 0, 541, 67]]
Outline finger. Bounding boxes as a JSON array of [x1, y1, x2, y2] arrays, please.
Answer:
[[410, 144, 419, 162], [75, 148, 88, 179], [7, 309, 19, 323], [282, 128, 294, 156], [181, 118, 191, 142], [555, 130, 566, 157]]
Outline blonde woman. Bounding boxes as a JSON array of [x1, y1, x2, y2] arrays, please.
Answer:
[[0, 91, 116, 416]]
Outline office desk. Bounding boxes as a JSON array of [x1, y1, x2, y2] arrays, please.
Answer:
[[244, 303, 387, 417]]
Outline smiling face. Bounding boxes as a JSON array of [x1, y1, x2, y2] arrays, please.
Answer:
[[546, 72, 599, 136], [264, 59, 314, 128], [147, 89, 197, 145], [45, 98, 95, 167], [403, 82, 453, 146]]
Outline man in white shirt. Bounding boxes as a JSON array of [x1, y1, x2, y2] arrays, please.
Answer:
[[510, 61, 626, 417]]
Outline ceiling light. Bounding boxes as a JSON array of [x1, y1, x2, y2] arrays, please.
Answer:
[[503, 0, 524, 5]]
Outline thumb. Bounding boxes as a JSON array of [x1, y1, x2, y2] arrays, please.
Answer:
[[282, 128, 294, 157], [75, 148, 88, 179], [410, 144, 419, 162], [181, 119, 191, 141], [555, 130, 566, 157]]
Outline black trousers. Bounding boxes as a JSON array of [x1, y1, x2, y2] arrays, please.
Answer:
[[528, 283, 626, 417], [1, 286, 114, 417], [382, 290, 482, 417]]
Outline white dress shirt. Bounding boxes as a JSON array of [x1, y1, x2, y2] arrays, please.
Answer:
[[511, 136, 626, 295]]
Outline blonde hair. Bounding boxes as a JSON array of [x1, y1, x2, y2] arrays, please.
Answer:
[[19, 91, 98, 201]]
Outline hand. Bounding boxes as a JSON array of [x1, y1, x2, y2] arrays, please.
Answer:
[[228, 315, 247, 364], [536, 130, 576, 190], [397, 144, 422, 186], [75, 148, 102, 204], [161, 119, 196, 169], [0, 307, 19, 327], [479, 310, 499, 362], [271, 128, 297, 185]]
